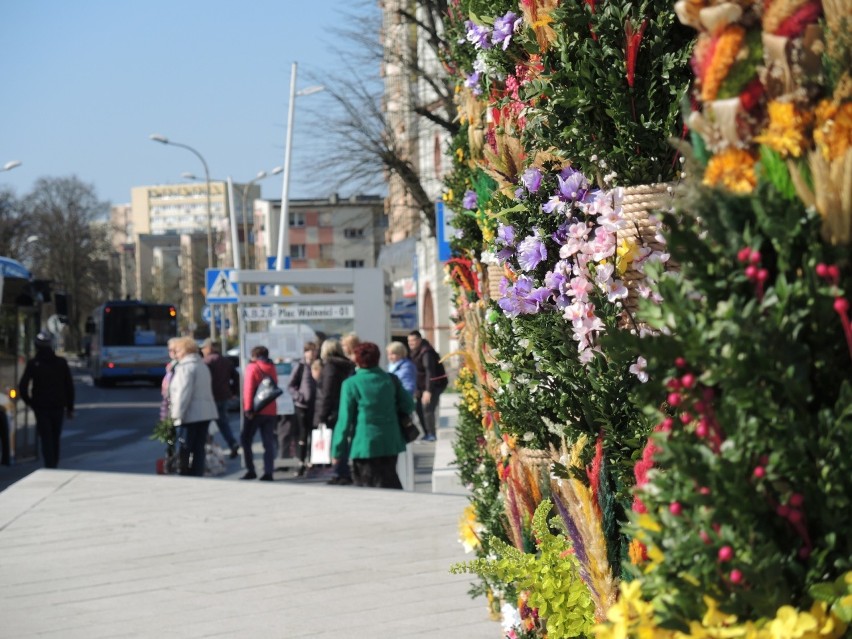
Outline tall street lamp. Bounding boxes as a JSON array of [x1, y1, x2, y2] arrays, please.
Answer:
[[149, 134, 214, 269], [2, 160, 22, 172], [275, 62, 324, 273], [183, 167, 282, 270], [150, 133, 216, 342]]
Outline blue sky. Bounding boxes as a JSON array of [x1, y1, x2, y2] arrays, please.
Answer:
[[0, 0, 368, 207]]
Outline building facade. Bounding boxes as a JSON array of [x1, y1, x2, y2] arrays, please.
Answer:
[[253, 194, 386, 271]]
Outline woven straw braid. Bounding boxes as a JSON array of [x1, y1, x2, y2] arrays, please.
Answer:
[[486, 263, 505, 301], [619, 183, 675, 316]]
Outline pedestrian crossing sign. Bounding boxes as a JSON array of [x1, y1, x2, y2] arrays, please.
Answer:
[[205, 268, 239, 303]]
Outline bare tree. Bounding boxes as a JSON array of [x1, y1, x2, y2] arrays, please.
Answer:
[[305, 0, 456, 238], [0, 187, 31, 260], [22, 176, 111, 350]]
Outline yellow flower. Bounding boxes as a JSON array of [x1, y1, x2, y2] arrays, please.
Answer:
[[814, 100, 852, 162], [456, 147, 465, 162], [616, 238, 641, 275], [444, 189, 454, 203], [702, 596, 739, 628], [458, 504, 484, 553], [767, 606, 818, 638], [754, 101, 813, 159], [703, 148, 757, 193]]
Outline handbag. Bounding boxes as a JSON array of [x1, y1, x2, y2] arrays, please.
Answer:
[[389, 373, 420, 443], [310, 424, 332, 465], [252, 374, 283, 412]]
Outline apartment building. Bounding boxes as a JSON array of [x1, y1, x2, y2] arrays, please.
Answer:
[[253, 194, 386, 270]]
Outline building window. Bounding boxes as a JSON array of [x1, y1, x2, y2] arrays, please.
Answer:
[[344, 228, 364, 238], [290, 213, 305, 227], [290, 244, 306, 259], [344, 259, 365, 268]]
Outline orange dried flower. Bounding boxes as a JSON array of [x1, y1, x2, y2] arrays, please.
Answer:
[[701, 26, 746, 102], [703, 147, 757, 193]]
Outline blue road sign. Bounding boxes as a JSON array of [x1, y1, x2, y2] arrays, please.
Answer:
[[206, 268, 239, 303], [266, 256, 291, 270]]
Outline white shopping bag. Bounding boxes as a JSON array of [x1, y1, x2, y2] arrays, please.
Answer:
[[310, 424, 332, 465]]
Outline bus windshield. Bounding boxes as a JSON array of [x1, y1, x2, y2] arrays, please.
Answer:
[[103, 304, 176, 347]]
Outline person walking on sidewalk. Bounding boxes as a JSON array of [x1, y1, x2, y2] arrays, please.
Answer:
[[407, 330, 448, 442], [18, 332, 74, 468], [386, 341, 416, 396], [288, 341, 318, 477], [314, 338, 355, 483], [241, 345, 278, 481], [331, 342, 414, 489], [168, 337, 218, 476], [201, 338, 240, 459]]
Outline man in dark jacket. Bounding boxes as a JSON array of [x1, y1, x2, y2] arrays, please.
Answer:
[[18, 332, 75, 468], [201, 338, 240, 459], [407, 330, 448, 442]]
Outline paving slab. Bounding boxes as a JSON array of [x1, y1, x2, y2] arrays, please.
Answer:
[[0, 468, 496, 638]]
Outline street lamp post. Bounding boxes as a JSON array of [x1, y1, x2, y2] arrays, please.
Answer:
[[182, 167, 283, 270], [275, 62, 324, 273], [149, 134, 216, 341]]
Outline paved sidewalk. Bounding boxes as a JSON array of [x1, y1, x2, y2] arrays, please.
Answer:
[[0, 469, 495, 638]]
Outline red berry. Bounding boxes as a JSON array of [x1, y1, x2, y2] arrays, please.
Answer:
[[680, 412, 693, 424], [703, 388, 715, 401], [661, 417, 675, 431], [666, 377, 682, 390], [699, 530, 711, 544], [798, 547, 811, 559], [757, 269, 769, 283], [667, 392, 682, 407], [788, 510, 803, 524], [669, 502, 683, 516], [789, 493, 804, 508], [744, 265, 758, 279], [730, 569, 743, 584], [777, 505, 790, 517], [834, 298, 850, 314], [827, 265, 840, 281], [753, 466, 765, 478], [694, 401, 706, 413], [737, 247, 751, 263], [699, 486, 711, 496], [674, 357, 687, 368], [749, 250, 761, 264], [681, 373, 696, 389], [816, 263, 829, 278], [718, 546, 734, 562], [759, 454, 769, 465]]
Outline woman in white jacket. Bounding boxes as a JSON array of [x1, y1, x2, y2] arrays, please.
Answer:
[[169, 336, 218, 476]]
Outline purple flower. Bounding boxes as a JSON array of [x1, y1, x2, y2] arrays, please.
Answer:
[[517, 233, 547, 271], [464, 71, 482, 96], [462, 189, 478, 210], [496, 223, 516, 246], [465, 20, 492, 49], [557, 168, 590, 202], [498, 275, 539, 317], [492, 11, 522, 50], [520, 167, 543, 193]]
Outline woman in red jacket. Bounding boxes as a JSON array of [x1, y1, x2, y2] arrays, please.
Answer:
[[241, 345, 278, 481]]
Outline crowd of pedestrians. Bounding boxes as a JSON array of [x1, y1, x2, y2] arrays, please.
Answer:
[[19, 326, 448, 486]]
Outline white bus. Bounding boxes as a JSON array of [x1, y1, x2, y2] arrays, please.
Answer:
[[88, 300, 178, 387]]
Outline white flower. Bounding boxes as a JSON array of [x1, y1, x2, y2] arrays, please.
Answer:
[[629, 356, 649, 383], [500, 603, 522, 632]]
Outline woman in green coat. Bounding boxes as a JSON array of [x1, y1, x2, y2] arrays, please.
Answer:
[[331, 342, 414, 489]]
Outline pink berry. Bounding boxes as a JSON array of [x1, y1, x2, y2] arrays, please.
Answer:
[[694, 401, 706, 413], [681, 373, 696, 389], [757, 269, 769, 283], [788, 510, 803, 524], [699, 530, 711, 545], [744, 265, 758, 279], [789, 493, 804, 508], [699, 486, 711, 496], [669, 502, 683, 516], [667, 392, 682, 407], [827, 265, 840, 281], [816, 263, 829, 278], [730, 569, 743, 584], [666, 377, 682, 390], [753, 466, 765, 478], [834, 298, 850, 314], [737, 247, 751, 263], [680, 412, 693, 424], [777, 505, 790, 517], [718, 546, 734, 562], [661, 417, 675, 431], [695, 418, 710, 438], [749, 250, 761, 264], [674, 357, 687, 368]]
